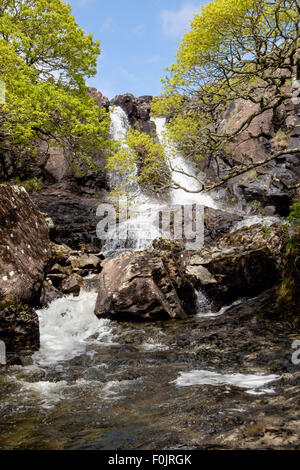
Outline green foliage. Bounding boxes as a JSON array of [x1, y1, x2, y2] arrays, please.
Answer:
[[15, 176, 44, 192], [287, 201, 300, 227], [0, 0, 114, 165], [106, 129, 170, 193], [150, 0, 299, 188]]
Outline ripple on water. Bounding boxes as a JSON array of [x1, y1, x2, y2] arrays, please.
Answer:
[[172, 369, 279, 395]]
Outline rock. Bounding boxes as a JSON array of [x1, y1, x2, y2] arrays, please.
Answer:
[[110, 93, 154, 135], [61, 273, 83, 296], [67, 254, 101, 271], [239, 178, 294, 217], [0, 185, 51, 304], [46, 273, 66, 289], [49, 263, 72, 276], [95, 247, 197, 321], [185, 265, 217, 285], [204, 207, 243, 244], [31, 185, 106, 248], [39, 280, 63, 307], [88, 87, 110, 110], [50, 242, 76, 265], [78, 243, 104, 256], [44, 145, 72, 182], [0, 301, 40, 362], [186, 223, 286, 306]]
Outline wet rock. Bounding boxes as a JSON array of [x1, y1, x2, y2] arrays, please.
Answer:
[[39, 280, 63, 307], [95, 247, 197, 321], [31, 185, 105, 248], [204, 208, 243, 244], [0, 301, 40, 362], [239, 179, 294, 217], [0, 185, 51, 304], [61, 273, 83, 296], [67, 254, 101, 271], [187, 223, 287, 305]]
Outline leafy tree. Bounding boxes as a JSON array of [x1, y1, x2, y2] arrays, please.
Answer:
[[0, 0, 114, 169], [150, 0, 300, 193], [106, 129, 170, 193]]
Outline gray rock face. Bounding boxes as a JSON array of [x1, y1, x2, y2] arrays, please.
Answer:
[[110, 93, 154, 135], [0, 185, 51, 304], [204, 207, 243, 244], [31, 185, 105, 248], [187, 223, 286, 306], [95, 247, 197, 321]]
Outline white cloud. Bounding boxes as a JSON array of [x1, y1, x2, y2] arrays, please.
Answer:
[[100, 17, 118, 34], [144, 54, 161, 64], [119, 67, 138, 82], [131, 24, 145, 36], [160, 2, 203, 37]]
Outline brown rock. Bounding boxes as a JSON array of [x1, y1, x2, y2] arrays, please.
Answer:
[[186, 223, 286, 305], [0, 302, 40, 361], [0, 185, 51, 304], [39, 280, 63, 307], [95, 247, 197, 321], [67, 254, 101, 270], [61, 273, 83, 296]]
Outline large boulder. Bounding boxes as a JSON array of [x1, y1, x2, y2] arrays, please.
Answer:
[[186, 223, 287, 306], [0, 185, 51, 304], [95, 244, 197, 321], [0, 300, 40, 363]]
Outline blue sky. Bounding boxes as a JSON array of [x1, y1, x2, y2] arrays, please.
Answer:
[[69, 0, 206, 99]]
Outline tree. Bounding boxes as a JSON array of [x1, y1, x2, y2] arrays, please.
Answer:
[[106, 128, 170, 194], [149, 0, 300, 193], [0, 0, 114, 170]]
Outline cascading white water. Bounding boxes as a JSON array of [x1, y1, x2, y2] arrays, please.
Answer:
[[33, 291, 116, 366], [105, 109, 219, 255], [231, 215, 284, 232], [109, 105, 130, 142], [151, 117, 218, 209]]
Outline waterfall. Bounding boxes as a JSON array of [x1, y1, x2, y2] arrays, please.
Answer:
[[151, 116, 218, 209], [109, 105, 130, 142], [105, 108, 219, 255]]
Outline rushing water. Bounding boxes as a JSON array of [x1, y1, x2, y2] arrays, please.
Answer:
[[105, 109, 218, 255], [0, 108, 287, 450], [0, 292, 281, 450]]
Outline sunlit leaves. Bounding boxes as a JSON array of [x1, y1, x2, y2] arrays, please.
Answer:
[[0, 0, 113, 164]]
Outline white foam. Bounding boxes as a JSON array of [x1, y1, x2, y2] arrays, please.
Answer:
[[34, 291, 115, 366], [172, 369, 278, 394], [196, 299, 243, 319], [140, 341, 169, 352], [18, 379, 68, 409], [231, 215, 282, 232]]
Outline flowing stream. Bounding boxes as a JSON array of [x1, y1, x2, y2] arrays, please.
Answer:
[[0, 107, 286, 450]]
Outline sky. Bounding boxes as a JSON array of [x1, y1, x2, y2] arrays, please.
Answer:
[[69, 0, 207, 99]]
